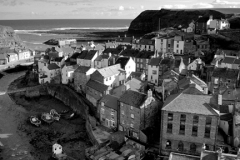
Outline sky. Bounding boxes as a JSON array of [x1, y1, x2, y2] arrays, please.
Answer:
[[0, 0, 240, 20]]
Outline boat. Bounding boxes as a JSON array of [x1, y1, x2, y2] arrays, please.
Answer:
[[60, 110, 76, 120], [50, 109, 60, 121], [41, 113, 54, 124], [52, 143, 67, 160], [30, 116, 41, 127]]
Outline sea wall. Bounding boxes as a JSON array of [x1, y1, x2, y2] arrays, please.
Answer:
[[20, 83, 99, 146]]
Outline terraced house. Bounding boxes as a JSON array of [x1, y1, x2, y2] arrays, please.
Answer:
[[160, 87, 219, 156], [135, 50, 154, 77], [118, 89, 159, 142]]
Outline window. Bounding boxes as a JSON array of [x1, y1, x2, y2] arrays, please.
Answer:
[[111, 110, 114, 116], [168, 113, 173, 121], [205, 127, 211, 138], [177, 44, 179, 48], [179, 125, 185, 135], [111, 121, 115, 127], [176, 50, 178, 53], [178, 141, 184, 151], [190, 143, 197, 153], [131, 114, 134, 119], [166, 140, 171, 149], [167, 123, 172, 133], [130, 106, 133, 110], [193, 115, 199, 124], [152, 70, 157, 75], [180, 114, 186, 123], [101, 108, 104, 114], [109, 77, 111, 80], [206, 117, 212, 127], [106, 78, 108, 81], [130, 123, 134, 128], [192, 126, 198, 136]]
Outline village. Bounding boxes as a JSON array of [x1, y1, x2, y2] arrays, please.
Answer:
[[1, 14, 240, 160]]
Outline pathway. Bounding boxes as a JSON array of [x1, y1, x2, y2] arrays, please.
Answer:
[[0, 71, 34, 160]]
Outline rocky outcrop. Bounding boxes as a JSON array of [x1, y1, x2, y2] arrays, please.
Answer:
[[0, 25, 23, 48], [128, 9, 236, 33]]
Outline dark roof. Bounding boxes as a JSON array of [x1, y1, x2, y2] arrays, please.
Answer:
[[70, 52, 81, 59], [138, 39, 154, 45], [120, 49, 139, 58], [220, 113, 233, 121], [77, 50, 88, 59], [103, 48, 122, 55], [84, 50, 98, 60], [86, 79, 109, 93], [148, 58, 161, 66], [75, 66, 91, 73], [99, 95, 118, 110], [119, 90, 146, 108], [116, 37, 133, 43], [220, 105, 230, 114], [201, 151, 218, 160], [136, 50, 154, 59], [115, 57, 130, 69], [196, 16, 209, 23], [222, 57, 235, 64], [212, 68, 239, 79], [47, 63, 60, 70], [233, 59, 240, 64], [53, 57, 63, 62]]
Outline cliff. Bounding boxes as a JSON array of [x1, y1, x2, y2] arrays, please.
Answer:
[[0, 25, 24, 48], [128, 9, 233, 33]]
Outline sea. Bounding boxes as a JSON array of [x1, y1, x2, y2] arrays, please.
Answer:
[[0, 19, 132, 50]]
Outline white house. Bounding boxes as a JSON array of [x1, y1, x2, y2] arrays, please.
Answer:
[[187, 58, 204, 71], [115, 57, 136, 79], [61, 64, 78, 84], [90, 64, 126, 88], [155, 36, 174, 55], [147, 58, 162, 85], [38, 56, 50, 72], [76, 50, 99, 68], [190, 74, 208, 94], [39, 63, 60, 84], [219, 19, 230, 30], [173, 36, 184, 54]]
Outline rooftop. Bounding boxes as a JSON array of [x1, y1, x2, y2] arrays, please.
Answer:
[[99, 95, 118, 110], [115, 37, 133, 43], [136, 50, 154, 59], [74, 66, 92, 73], [96, 64, 123, 78], [115, 57, 130, 69], [120, 49, 139, 58], [84, 50, 98, 60], [148, 58, 162, 66], [86, 79, 109, 93], [162, 87, 218, 115], [47, 63, 60, 70], [102, 48, 122, 55], [119, 90, 146, 108], [212, 68, 239, 79]]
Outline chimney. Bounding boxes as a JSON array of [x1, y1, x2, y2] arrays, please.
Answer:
[[109, 52, 112, 58], [148, 89, 152, 98], [218, 94, 222, 106], [140, 72, 146, 81]]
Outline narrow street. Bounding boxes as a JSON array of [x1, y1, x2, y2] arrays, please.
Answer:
[[0, 71, 34, 160]]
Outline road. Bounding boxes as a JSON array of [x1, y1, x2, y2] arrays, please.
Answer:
[[0, 71, 34, 160]]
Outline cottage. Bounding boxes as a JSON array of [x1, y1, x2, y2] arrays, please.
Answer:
[[135, 50, 154, 76], [115, 57, 136, 79], [147, 58, 162, 85], [76, 50, 99, 67], [38, 55, 50, 72], [94, 53, 112, 69], [86, 79, 111, 107], [0, 47, 18, 64], [160, 87, 219, 156], [90, 64, 126, 88], [61, 64, 78, 84], [118, 89, 159, 142], [173, 36, 184, 54], [73, 66, 96, 93], [50, 57, 64, 68], [17, 49, 31, 60], [39, 63, 60, 84], [99, 95, 119, 129]]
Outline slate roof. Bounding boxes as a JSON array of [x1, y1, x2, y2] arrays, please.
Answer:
[[99, 95, 118, 110], [74, 66, 91, 73], [162, 87, 218, 115], [0, 47, 16, 54], [148, 58, 161, 66], [219, 105, 230, 114], [70, 52, 81, 59], [174, 36, 183, 41], [97, 64, 122, 77], [47, 63, 60, 70], [52, 57, 63, 62], [220, 113, 233, 121], [115, 57, 130, 69], [222, 88, 240, 101], [86, 79, 109, 93], [222, 57, 235, 64], [233, 59, 240, 64], [136, 50, 154, 59], [84, 50, 98, 60], [95, 55, 110, 61], [77, 50, 88, 59], [119, 90, 146, 108], [125, 78, 145, 92], [103, 48, 122, 55], [138, 39, 154, 45], [190, 75, 207, 87], [120, 49, 139, 58], [212, 68, 239, 79]]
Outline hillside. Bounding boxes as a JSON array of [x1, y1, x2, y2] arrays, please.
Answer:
[[128, 9, 239, 33], [0, 25, 24, 48]]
